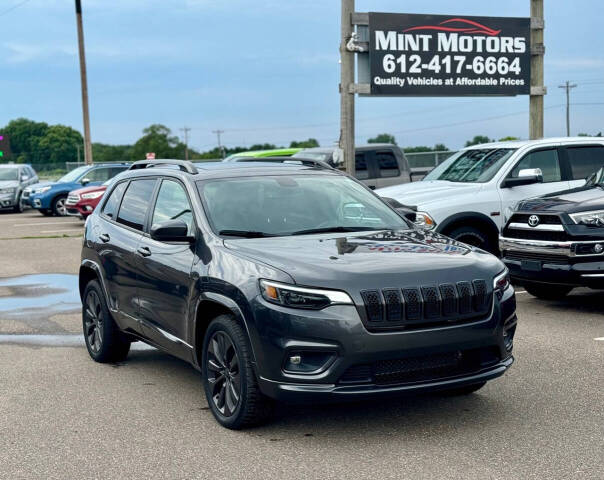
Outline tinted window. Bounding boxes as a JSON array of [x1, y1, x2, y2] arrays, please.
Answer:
[[86, 167, 113, 182], [151, 180, 193, 235], [424, 148, 516, 183], [376, 151, 400, 178], [116, 179, 156, 231], [566, 146, 604, 180], [355, 153, 369, 180], [510, 149, 561, 183], [102, 182, 127, 219]]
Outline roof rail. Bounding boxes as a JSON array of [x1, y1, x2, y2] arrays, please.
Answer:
[[129, 159, 198, 174], [235, 156, 334, 170]]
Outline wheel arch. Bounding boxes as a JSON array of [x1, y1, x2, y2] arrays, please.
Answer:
[[437, 211, 500, 244]]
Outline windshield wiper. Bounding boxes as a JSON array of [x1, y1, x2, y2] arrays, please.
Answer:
[[289, 226, 380, 236], [219, 230, 279, 238]]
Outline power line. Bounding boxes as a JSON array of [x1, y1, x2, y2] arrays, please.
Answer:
[[212, 129, 225, 159], [0, 0, 32, 16], [558, 81, 578, 136]]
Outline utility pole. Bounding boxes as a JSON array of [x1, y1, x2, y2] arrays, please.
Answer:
[[74, 0, 93, 165], [340, 0, 355, 175], [212, 129, 225, 159], [529, 0, 545, 140], [180, 126, 191, 161], [558, 81, 577, 136]]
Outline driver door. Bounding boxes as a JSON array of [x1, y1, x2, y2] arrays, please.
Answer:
[[498, 148, 570, 226], [135, 178, 196, 357]]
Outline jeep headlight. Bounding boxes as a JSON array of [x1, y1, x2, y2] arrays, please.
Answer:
[[0, 187, 16, 195], [259, 280, 353, 310], [81, 191, 104, 200], [414, 212, 437, 230], [569, 210, 604, 226]]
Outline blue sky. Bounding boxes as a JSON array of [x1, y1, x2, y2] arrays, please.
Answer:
[[1, 0, 603, 151]]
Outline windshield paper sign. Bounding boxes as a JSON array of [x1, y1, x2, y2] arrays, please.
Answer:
[[369, 13, 530, 96]]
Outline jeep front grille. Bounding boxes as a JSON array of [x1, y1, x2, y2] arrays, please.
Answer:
[[359, 280, 491, 331]]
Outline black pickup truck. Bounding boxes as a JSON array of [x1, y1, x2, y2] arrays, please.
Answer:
[[500, 166, 604, 299]]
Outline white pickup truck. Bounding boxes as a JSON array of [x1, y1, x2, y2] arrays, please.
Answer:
[[377, 137, 604, 253]]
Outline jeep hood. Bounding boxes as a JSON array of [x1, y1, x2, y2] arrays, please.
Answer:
[[377, 181, 483, 209], [224, 229, 502, 290]]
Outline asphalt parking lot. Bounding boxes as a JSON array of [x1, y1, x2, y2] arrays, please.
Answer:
[[0, 212, 603, 479]]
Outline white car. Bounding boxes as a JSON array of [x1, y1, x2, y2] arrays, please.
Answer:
[[377, 137, 604, 253]]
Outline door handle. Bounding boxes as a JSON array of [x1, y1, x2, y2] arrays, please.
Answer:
[[137, 246, 152, 257], [99, 233, 110, 243]]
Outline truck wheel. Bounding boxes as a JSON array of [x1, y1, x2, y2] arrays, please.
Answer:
[[447, 225, 495, 253], [523, 282, 573, 300], [52, 195, 68, 216], [201, 314, 273, 429], [82, 280, 131, 363]]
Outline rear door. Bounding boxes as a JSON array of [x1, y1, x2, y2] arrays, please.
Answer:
[[375, 149, 409, 188], [355, 151, 378, 189], [135, 178, 196, 358], [562, 144, 604, 189], [96, 178, 157, 330]]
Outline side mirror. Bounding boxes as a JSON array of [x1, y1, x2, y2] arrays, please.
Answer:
[[21, 175, 29, 182], [502, 168, 543, 188], [382, 197, 418, 222], [81, 177, 91, 185], [150, 219, 193, 243]]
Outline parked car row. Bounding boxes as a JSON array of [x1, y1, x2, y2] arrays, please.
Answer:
[[0, 164, 38, 213]]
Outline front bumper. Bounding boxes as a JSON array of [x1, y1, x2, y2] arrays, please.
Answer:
[[66, 200, 97, 218], [0, 193, 18, 209], [250, 287, 516, 403], [500, 236, 604, 287]]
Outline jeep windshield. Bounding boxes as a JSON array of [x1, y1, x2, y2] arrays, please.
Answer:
[[424, 148, 516, 183], [197, 174, 411, 237]]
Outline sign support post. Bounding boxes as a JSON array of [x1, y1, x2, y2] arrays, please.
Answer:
[[340, 0, 355, 175], [529, 0, 545, 139]]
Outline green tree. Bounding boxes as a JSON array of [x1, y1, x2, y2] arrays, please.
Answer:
[[368, 133, 397, 145], [465, 135, 492, 147], [92, 143, 135, 163], [498, 136, 519, 142], [0, 118, 49, 162], [132, 124, 185, 159], [36, 125, 83, 164], [290, 138, 319, 148], [433, 143, 449, 151]]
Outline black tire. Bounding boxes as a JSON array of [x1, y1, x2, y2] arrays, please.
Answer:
[[39, 209, 53, 216], [13, 193, 23, 213], [524, 282, 573, 300], [201, 314, 273, 429], [447, 225, 495, 254], [82, 280, 130, 363], [52, 194, 68, 216], [437, 381, 486, 396]]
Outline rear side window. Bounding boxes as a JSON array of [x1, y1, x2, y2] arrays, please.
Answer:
[[86, 167, 113, 182], [116, 179, 156, 231], [510, 149, 561, 183], [102, 182, 127, 219], [376, 151, 400, 178], [566, 146, 604, 180], [355, 153, 369, 180]]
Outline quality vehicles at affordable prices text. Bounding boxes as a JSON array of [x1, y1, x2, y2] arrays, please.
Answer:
[[25, 163, 129, 216], [79, 159, 516, 429], [500, 165, 604, 299], [377, 138, 604, 254]]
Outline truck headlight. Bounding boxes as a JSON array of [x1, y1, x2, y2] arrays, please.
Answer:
[[259, 280, 353, 310], [0, 187, 16, 195], [414, 212, 437, 230], [569, 210, 604, 226], [81, 191, 104, 200]]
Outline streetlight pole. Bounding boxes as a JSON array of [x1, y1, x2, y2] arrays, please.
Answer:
[[75, 0, 93, 165]]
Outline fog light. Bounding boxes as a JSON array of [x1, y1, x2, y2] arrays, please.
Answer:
[[594, 244, 603, 254], [283, 351, 335, 374]]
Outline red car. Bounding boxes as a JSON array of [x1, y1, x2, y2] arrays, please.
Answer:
[[65, 182, 108, 218]]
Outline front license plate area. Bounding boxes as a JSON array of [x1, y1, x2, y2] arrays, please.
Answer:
[[521, 260, 542, 272]]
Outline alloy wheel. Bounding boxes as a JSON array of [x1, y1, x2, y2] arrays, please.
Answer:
[[56, 197, 67, 216], [84, 290, 104, 353], [206, 331, 241, 417]]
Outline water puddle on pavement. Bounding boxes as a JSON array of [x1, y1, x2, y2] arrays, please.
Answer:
[[0, 333, 155, 350], [0, 274, 81, 317]]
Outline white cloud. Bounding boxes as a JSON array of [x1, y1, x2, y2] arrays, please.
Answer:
[[3, 42, 76, 63]]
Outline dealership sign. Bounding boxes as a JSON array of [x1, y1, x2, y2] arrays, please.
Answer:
[[368, 13, 530, 96]]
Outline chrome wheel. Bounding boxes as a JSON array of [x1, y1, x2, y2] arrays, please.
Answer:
[[84, 290, 103, 354], [55, 197, 68, 216], [206, 331, 241, 417]]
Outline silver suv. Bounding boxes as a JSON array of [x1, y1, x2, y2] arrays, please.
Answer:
[[0, 164, 39, 213]]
